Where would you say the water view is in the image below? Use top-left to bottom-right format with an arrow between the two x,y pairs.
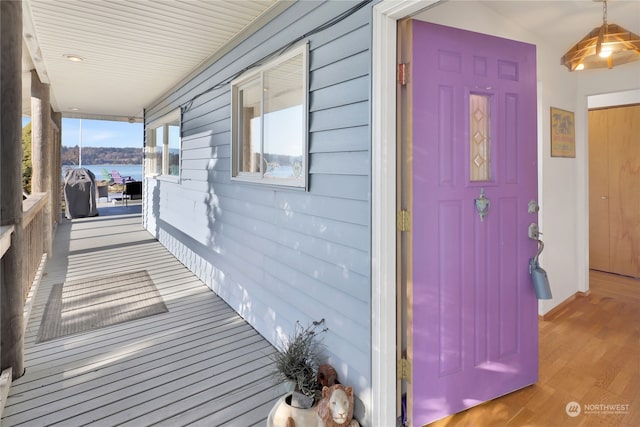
63,164 -> 144,182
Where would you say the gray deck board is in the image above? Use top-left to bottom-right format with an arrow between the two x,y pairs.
2,204 -> 282,426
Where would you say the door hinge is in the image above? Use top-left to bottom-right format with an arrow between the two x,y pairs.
398,63 -> 408,85
398,357 -> 411,381
398,210 -> 411,232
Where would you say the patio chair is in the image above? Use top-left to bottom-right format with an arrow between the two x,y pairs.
110,169 -> 133,185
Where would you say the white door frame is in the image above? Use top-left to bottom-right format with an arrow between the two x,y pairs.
370,1 -> 442,425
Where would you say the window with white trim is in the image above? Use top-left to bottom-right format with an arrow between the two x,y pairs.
146,109 -> 181,179
231,44 -> 308,188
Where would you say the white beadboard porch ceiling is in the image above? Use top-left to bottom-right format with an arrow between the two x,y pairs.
20,0 -> 640,122
21,0 -> 285,122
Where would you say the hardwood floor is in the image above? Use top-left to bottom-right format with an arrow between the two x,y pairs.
427,270 -> 640,427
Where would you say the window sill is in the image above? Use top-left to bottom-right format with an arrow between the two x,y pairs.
231,175 -> 306,190
147,174 -> 180,184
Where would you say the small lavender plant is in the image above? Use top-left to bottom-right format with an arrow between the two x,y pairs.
271,319 -> 328,407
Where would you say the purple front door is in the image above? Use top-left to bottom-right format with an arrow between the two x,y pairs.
408,21 -> 538,425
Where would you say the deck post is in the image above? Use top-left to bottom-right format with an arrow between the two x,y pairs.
0,0 -> 25,379
52,110 -> 62,225
30,70 -> 53,256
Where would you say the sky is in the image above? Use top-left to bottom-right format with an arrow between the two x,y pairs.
22,116 -> 143,148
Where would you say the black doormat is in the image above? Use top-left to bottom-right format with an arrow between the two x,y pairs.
37,270 -> 168,343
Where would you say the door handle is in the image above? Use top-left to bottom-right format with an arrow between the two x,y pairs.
528,223 -> 542,240
528,223 -> 545,263
532,238 -> 544,262
528,223 -> 552,299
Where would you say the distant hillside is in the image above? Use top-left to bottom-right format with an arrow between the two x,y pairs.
61,146 -> 143,165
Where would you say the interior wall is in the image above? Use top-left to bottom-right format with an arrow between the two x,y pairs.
536,42 -> 580,315
414,2 -> 580,315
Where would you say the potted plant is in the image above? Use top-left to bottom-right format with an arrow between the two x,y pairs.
271,319 -> 327,409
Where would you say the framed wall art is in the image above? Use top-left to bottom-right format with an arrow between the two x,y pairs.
550,107 -> 575,158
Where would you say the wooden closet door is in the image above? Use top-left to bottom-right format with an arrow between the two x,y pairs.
589,109 -> 610,272
590,105 -> 640,277
608,105 -> 640,277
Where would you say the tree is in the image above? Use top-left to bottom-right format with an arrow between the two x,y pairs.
60,146 -> 142,165
22,122 -> 32,194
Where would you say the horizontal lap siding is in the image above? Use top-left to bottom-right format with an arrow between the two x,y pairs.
144,1 -> 371,418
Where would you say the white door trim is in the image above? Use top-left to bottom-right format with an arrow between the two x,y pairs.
371,1 -> 442,425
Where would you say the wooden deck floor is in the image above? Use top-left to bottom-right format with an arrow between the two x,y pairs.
2,203 -> 284,426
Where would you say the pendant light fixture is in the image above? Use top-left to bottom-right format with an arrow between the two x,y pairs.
561,0 -> 640,71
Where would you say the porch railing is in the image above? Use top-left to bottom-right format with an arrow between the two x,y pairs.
22,192 -> 48,302
0,225 -> 15,262
0,193 -> 49,417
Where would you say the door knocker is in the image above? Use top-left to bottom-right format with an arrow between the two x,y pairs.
474,188 -> 490,222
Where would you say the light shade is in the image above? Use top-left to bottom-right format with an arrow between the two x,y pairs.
561,23 -> 640,71
62,54 -> 85,63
